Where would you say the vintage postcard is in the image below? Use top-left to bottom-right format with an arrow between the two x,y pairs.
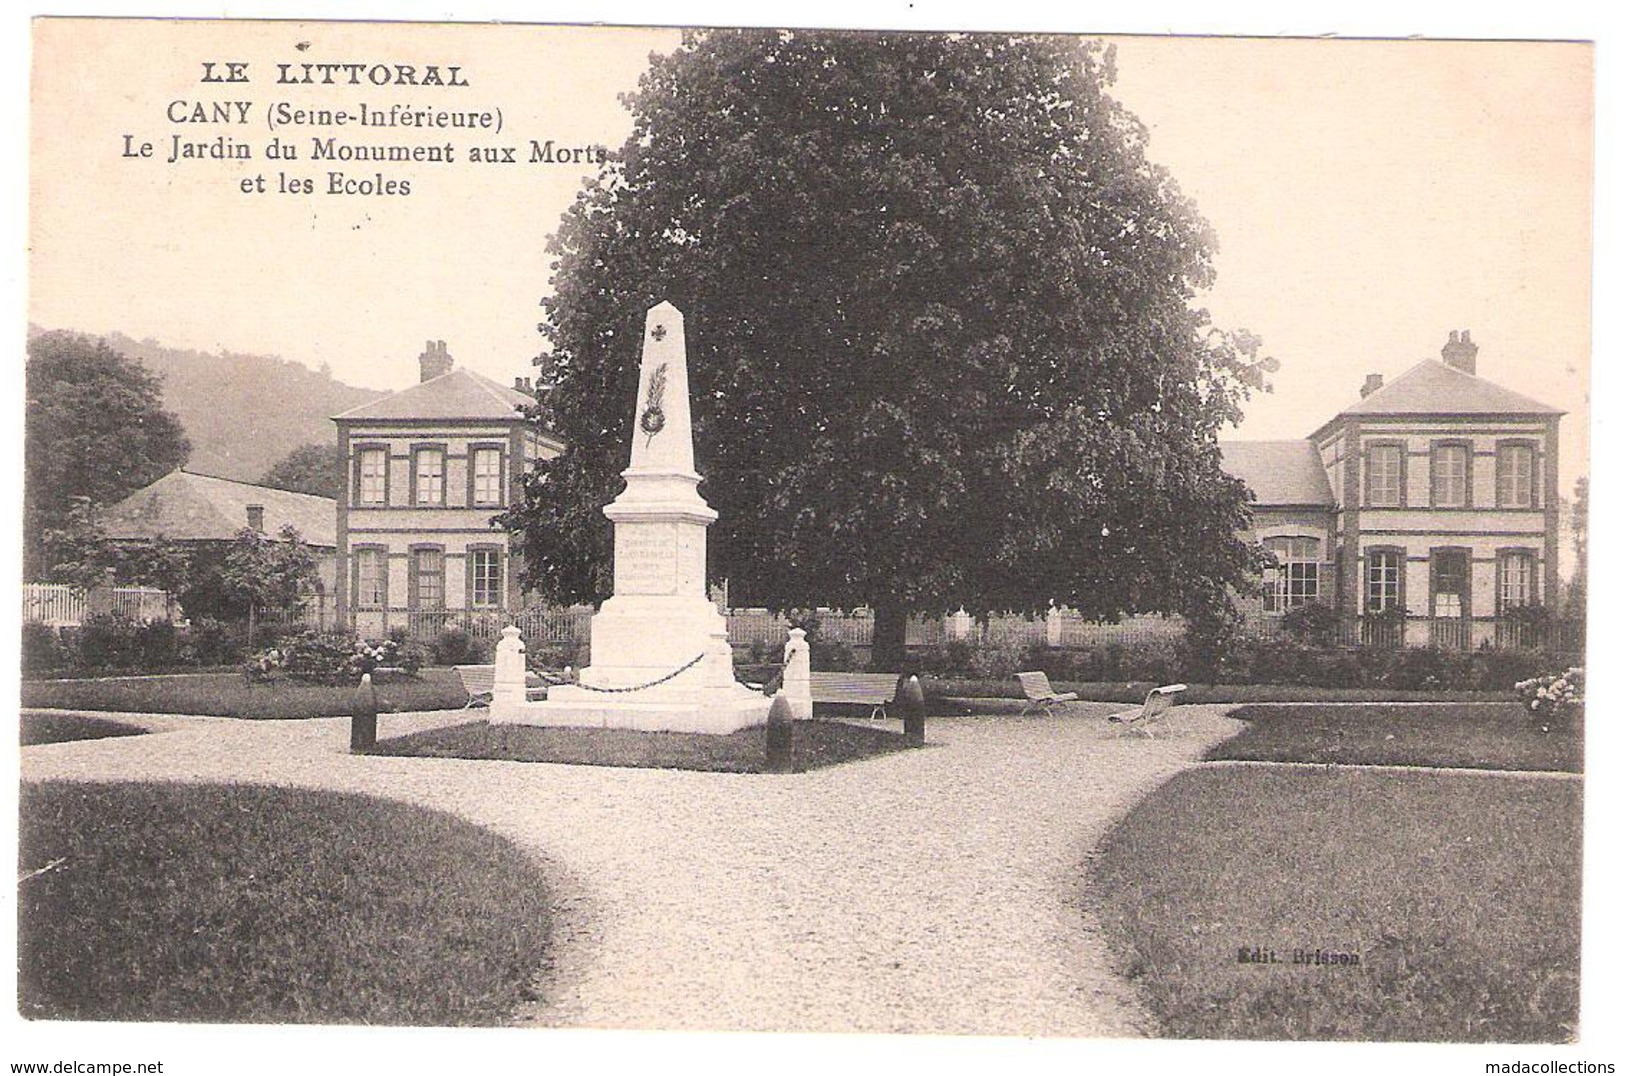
13,12 -> 1610,1074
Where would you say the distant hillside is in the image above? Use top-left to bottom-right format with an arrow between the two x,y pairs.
28,327 -> 386,483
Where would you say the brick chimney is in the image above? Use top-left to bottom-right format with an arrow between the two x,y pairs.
1360,373 -> 1384,398
513,376 -> 534,395
246,505 -> 264,532
1440,329 -> 1478,375
418,339 -> 453,382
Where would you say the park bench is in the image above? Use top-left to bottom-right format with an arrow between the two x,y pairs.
809,671 -> 902,719
1107,683 -> 1189,738
1015,671 -> 1079,715
453,664 -> 552,708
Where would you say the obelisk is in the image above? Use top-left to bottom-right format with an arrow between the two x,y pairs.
491,302 -> 771,733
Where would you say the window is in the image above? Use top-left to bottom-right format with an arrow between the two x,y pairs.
1431,443 -> 1469,507
1431,549 -> 1469,618
356,447 -> 387,505
1499,551 -> 1536,611
1366,549 -> 1402,613
1367,444 -> 1404,507
469,548 -> 501,608
1497,444 -> 1534,508
471,447 -> 503,506
414,447 -> 446,506
354,548 -> 386,608
1264,536 -> 1320,612
409,547 -> 444,608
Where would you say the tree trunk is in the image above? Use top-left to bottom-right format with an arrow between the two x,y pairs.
871,600 -> 909,673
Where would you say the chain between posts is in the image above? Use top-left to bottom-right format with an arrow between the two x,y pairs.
568,652 -> 707,693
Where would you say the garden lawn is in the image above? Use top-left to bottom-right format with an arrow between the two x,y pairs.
366,718 -> 913,773
20,669 -> 468,718
21,711 -> 148,746
1208,703 -> 1581,773
18,781 -> 553,1025
1090,766 -> 1581,1041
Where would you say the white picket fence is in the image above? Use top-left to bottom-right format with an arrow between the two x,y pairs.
21,583 -> 174,626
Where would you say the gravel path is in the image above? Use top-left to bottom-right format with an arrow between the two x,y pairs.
20,705 -> 1242,1036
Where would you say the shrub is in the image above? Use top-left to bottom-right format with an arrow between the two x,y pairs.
76,613 -> 143,672
1280,600 -> 1342,647
22,622 -> 64,675
1515,667 -> 1584,727
812,638 -> 859,672
274,632 -> 356,684
965,640 -> 1026,679
135,619 -> 180,670
431,627 -> 489,667
1177,605 -> 1241,683
72,617 -> 185,673
911,641 -> 977,677
360,637 -> 424,675
526,640 -> 586,673
256,631 -> 425,685
185,617 -> 245,667
1390,646 -> 1457,692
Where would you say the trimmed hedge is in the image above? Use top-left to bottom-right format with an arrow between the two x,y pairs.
902,637 -> 1557,694
24,615 -> 260,677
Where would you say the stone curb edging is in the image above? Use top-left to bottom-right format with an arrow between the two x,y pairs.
1201,757 -> 1581,780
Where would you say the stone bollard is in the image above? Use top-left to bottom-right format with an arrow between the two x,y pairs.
783,627 -> 812,719
899,674 -> 926,747
765,691 -> 794,773
351,672 -> 378,751
493,625 -> 528,712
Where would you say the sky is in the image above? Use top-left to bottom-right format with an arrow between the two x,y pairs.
26,20 -> 1593,496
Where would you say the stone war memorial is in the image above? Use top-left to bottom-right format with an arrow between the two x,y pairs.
490,301 -> 773,734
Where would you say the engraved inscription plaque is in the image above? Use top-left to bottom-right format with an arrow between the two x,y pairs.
615,523 -> 678,594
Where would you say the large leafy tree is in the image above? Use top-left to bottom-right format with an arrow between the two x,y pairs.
262,443 -> 341,500
25,331 -> 191,579
510,31 -> 1270,666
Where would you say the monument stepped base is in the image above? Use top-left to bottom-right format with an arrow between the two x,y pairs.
489,684 -> 771,734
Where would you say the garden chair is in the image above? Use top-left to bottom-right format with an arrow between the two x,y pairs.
1015,671 -> 1079,715
453,664 -> 554,707
1107,683 -> 1189,738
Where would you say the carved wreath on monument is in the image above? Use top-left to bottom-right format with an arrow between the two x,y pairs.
639,361 -> 668,444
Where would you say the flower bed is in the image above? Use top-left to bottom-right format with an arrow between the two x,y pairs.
243,631 -> 424,686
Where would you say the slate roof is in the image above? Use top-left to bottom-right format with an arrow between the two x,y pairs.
333,368 -> 534,422
100,470 -> 337,546
1336,359 -> 1563,419
1218,440 -> 1336,508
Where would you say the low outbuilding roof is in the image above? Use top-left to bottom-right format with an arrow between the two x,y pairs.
99,470 -> 337,547
1218,440 -> 1336,508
